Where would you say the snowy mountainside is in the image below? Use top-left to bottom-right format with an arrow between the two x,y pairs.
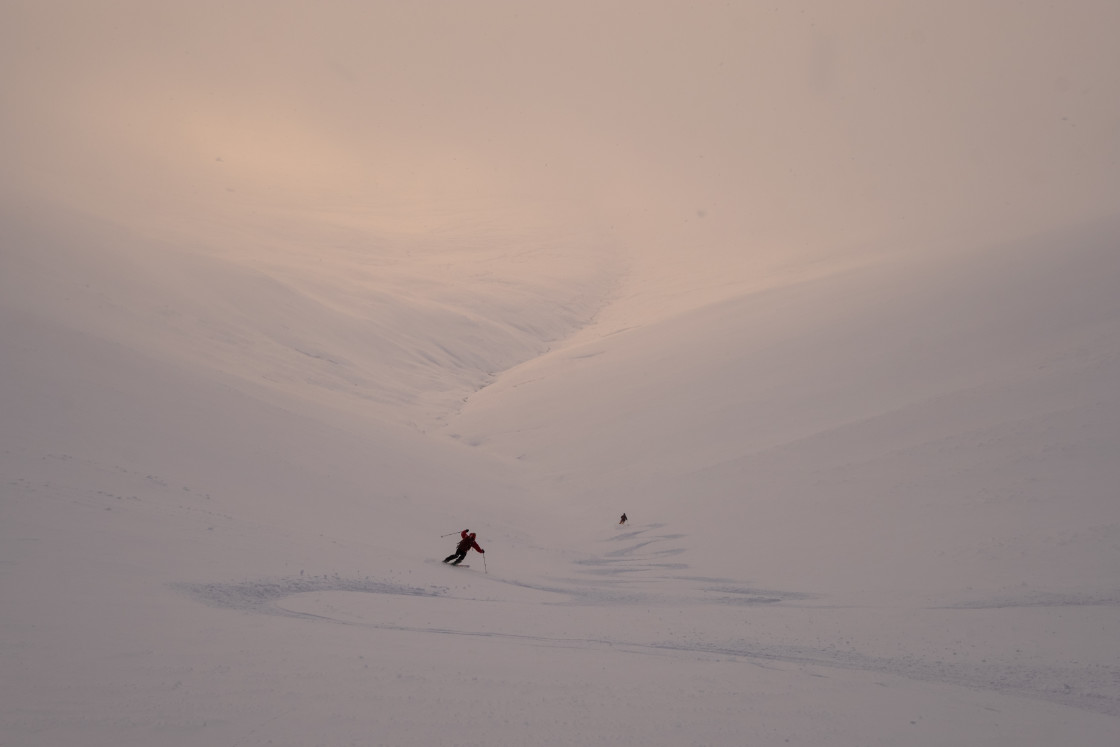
1,197 -> 620,433
5,211 -> 1120,745
5,0 -> 1120,743
449,219 -> 1120,597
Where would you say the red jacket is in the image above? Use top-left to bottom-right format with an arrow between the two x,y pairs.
455,533 -> 484,554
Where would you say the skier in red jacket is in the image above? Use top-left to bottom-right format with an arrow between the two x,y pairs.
443,531 -> 484,565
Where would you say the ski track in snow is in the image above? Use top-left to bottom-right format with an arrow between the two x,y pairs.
176,524 -> 1120,719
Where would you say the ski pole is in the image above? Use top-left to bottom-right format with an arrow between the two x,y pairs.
440,531 -> 461,538
483,553 -> 488,574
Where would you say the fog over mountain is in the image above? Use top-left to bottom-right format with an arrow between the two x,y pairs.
3,2 -> 1120,745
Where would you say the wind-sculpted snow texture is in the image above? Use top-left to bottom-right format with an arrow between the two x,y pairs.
172,524 -> 1120,723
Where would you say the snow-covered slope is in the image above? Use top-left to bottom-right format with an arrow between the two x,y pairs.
451,220 -> 1120,597
5,199 -> 1119,746
0,197 -> 619,434
4,2 -> 1120,746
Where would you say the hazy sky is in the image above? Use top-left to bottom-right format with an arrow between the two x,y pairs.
4,1 -> 1119,265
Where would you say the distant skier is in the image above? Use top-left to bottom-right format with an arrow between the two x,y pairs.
443,531 -> 484,565
619,513 -> 628,525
